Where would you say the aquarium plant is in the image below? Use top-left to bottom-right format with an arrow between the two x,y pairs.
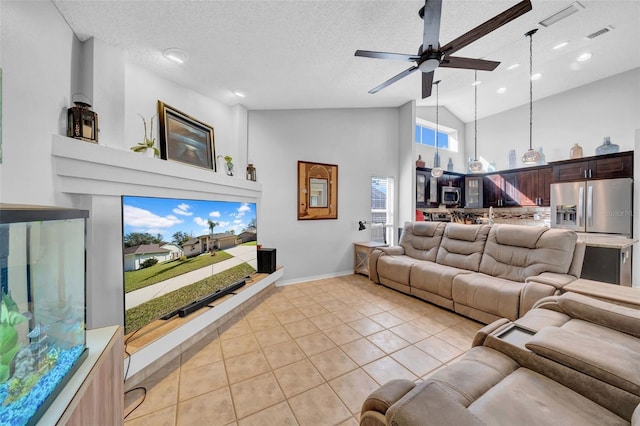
0,293 -> 27,383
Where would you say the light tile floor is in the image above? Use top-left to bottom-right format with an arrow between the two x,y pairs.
124,274 -> 483,426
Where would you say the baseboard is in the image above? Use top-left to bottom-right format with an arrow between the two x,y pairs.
276,270 -> 354,287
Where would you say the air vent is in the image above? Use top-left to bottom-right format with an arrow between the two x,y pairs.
585,26 -> 614,40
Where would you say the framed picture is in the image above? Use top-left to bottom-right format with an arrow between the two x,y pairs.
298,161 -> 338,220
157,101 -> 215,170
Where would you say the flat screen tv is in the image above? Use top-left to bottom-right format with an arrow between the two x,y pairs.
121,196 -> 257,335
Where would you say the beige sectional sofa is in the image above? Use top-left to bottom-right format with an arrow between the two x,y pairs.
370,222 -> 585,323
360,292 -> 640,426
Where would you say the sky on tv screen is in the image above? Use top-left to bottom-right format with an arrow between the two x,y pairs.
122,196 -> 256,240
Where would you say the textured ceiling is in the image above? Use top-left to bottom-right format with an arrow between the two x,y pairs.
52,0 -> 640,122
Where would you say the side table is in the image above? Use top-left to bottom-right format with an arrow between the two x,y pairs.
354,241 -> 388,277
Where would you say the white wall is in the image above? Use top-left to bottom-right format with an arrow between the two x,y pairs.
248,108 -> 400,283
0,1 -> 76,205
415,105 -> 468,174
465,68 -> 640,171
123,63 -> 247,171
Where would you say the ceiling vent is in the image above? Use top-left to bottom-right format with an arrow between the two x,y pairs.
585,26 -> 614,40
539,1 -> 585,27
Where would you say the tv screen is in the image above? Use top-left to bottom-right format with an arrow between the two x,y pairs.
121,196 -> 257,335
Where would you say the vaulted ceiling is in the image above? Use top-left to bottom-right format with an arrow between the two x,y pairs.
52,0 -> 640,122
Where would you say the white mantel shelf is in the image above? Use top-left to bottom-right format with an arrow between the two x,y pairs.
51,134 -> 262,200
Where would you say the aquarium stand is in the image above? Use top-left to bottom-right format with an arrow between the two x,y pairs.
170,279 -> 247,318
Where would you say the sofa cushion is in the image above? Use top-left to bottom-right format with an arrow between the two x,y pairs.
410,262 -> 472,300
479,224 -> 577,283
436,223 -> 490,272
377,255 -> 420,286
452,273 -> 524,321
558,292 -> 640,338
399,221 -> 445,262
525,326 -> 640,397
467,368 -> 628,426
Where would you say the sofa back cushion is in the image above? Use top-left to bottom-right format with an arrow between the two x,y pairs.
400,222 -> 446,262
436,223 -> 490,271
479,224 -> 577,282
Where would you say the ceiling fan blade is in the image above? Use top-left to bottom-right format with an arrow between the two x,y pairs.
422,72 -> 435,99
422,0 -> 443,51
355,50 -> 420,61
369,66 -> 419,94
440,0 -> 532,56
440,56 -> 500,71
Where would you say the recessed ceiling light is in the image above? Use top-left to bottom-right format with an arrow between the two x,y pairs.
531,73 -> 542,81
507,63 -> 520,70
162,48 -> 188,64
232,89 -> 247,98
577,52 -> 592,62
471,80 -> 482,86
497,87 -> 507,94
553,41 -> 570,50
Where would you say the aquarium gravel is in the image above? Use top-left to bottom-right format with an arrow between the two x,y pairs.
0,345 -> 84,426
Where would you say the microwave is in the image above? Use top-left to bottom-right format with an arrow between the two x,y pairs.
441,186 -> 461,205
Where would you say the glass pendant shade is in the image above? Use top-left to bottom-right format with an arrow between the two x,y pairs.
431,167 -> 443,177
469,160 -> 483,173
522,148 -> 541,164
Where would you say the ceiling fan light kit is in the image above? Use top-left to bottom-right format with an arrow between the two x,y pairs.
522,28 -> 541,165
354,0 -> 532,99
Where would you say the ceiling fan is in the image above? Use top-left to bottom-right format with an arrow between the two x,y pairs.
355,0 -> 532,98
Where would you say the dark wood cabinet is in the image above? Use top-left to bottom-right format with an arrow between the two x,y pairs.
483,174 -> 505,207
416,168 -> 464,207
551,151 -> 632,182
538,166 -> 553,206
482,166 -> 552,208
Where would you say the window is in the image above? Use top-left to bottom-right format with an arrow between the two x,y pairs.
370,176 -> 394,244
415,119 -> 459,152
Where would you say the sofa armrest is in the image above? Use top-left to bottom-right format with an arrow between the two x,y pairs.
525,272 -> 577,290
386,381 -> 485,426
361,379 -> 416,419
379,246 -> 405,256
520,281 -> 562,317
633,404 -> 640,426
525,326 -> 640,397
472,318 -> 510,347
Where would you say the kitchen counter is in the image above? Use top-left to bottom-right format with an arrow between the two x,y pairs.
577,233 -> 637,249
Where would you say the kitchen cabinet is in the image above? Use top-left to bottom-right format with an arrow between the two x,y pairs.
416,168 -> 438,207
517,166 -> 552,207
464,176 -> 483,208
416,168 -> 463,207
483,166 -> 552,208
483,171 -> 520,207
552,151 -> 632,182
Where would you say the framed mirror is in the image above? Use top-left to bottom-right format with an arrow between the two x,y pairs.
298,161 -> 338,220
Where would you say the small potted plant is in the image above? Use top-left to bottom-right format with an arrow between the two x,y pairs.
217,155 -> 234,176
130,114 -> 159,157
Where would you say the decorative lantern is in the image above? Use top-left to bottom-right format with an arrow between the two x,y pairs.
246,163 -> 257,181
67,94 -> 98,143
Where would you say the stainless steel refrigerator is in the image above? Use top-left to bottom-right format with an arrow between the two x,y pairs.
551,177 -> 633,286
550,178 -> 633,236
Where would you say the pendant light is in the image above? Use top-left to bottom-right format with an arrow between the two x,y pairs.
522,29 -> 541,165
431,80 -> 443,178
468,70 -> 483,173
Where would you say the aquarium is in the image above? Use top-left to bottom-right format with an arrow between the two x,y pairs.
0,204 -> 88,426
